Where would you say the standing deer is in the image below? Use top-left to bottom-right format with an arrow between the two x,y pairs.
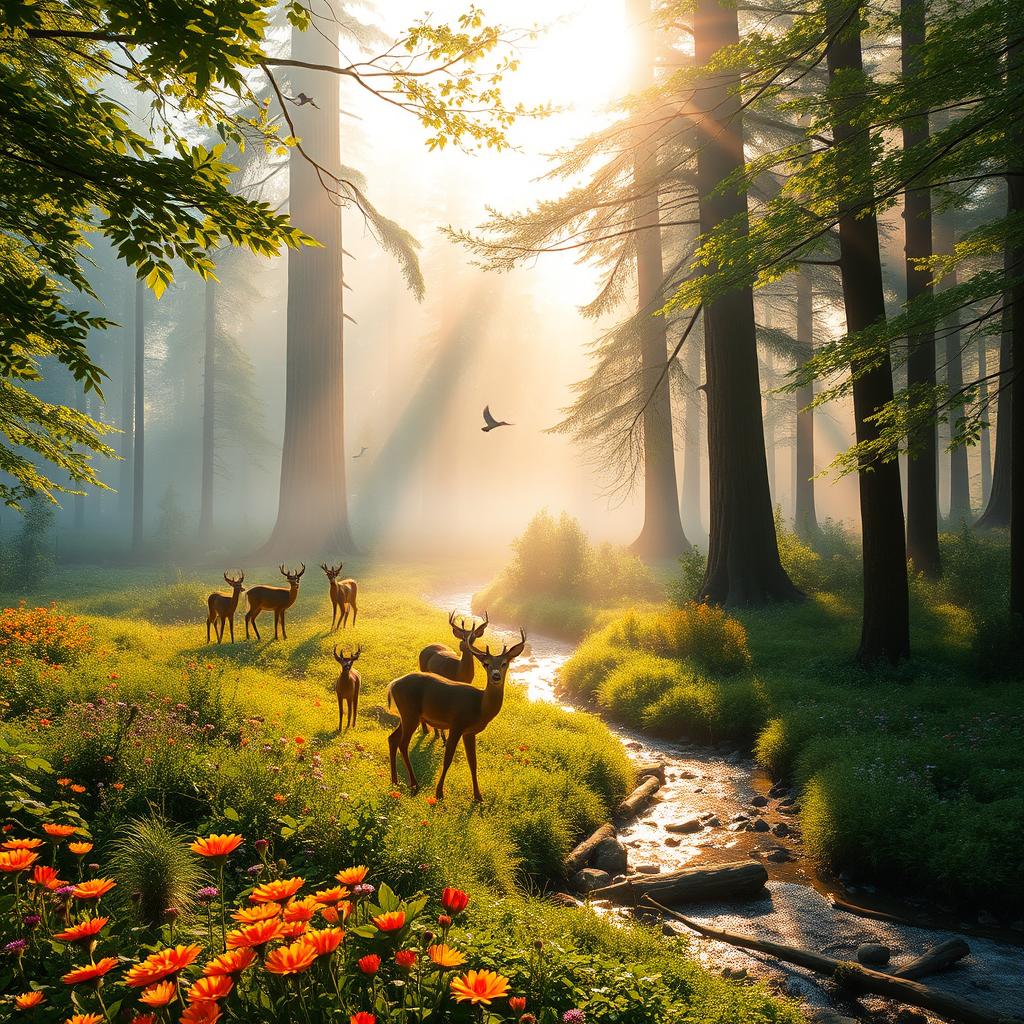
332,644 -> 361,730
387,628 -> 527,802
245,564 -> 304,640
320,563 -> 358,631
206,571 -> 245,644
417,611 -> 489,740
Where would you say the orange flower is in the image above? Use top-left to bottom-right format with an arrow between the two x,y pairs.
62,957 -> 120,986
54,917 -> 108,944
450,969 -> 510,1005
320,905 -> 340,924
3,837 -> 44,850
57,778 -> 71,787
357,954 -> 381,975
441,887 -> 469,915
303,927 -> 344,956
226,920 -> 285,950
123,945 -> 202,988
510,996 -> 527,1012
249,877 -> 303,903
283,896 -> 317,922
187,976 -> 233,1003
0,849 -> 39,872
372,910 -> 405,932
180,1004 -> 221,1024
131,1016 -> 157,1024
43,823 -> 78,838
335,865 -> 368,886
73,878 -> 116,900
231,902 -> 281,923
65,1015 -> 105,1024
395,949 -> 417,970
190,834 -> 243,859
31,865 -> 65,890
279,920 -> 309,938
111,783 -> 124,792
13,991 -> 46,1009
70,784 -> 87,794
427,944 -> 467,969
68,841 -> 93,856
313,885 -> 349,905
139,981 -> 177,1007
264,939 -> 317,976
202,948 -> 256,978
350,1015 -> 376,1024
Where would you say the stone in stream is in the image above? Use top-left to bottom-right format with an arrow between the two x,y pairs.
677,769 -> 700,780
633,864 -> 661,874
768,782 -> 790,799
571,867 -> 611,893
665,818 -> 703,834
592,837 -> 628,877
665,837 -> 681,848
550,892 -> 579,908
731,812 -> 749,822
855,942 -> 891,966
704,815 -> 721,826
625,740 -> 643,751
771,822 -> 791,838
750,817 -> 771,833
764,848 -> 792,863
750,795 -> 769,807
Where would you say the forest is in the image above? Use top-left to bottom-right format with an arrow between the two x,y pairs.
1,0 -> 1023,1023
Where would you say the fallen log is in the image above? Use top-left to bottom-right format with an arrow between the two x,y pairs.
592,860 -> 767,904
613,776 -> 661,823
634,761 -> 666,784
563,823 -> 616,876
645,898 -> 1020,1024
894,939 -> 970,981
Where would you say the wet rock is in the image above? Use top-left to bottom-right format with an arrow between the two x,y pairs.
750,795 -> 769,807
593,837 -> 628,877
771,822 -> 791,838
750,817 -> 771,833
704,815 -> 721,826
633,864 -> 661,874
778,801 -> 801,815
768,782 -> 790,799
662,922 -> 680,937
550,892 -> 579,908
571,867 -> 611,893
665,818 -> 703,834
665,837 -> 681,847
694,787 -> 705,794
625,740 -> 643,751
764,848 -> 792,863
725,753 -> 742,764
728,821 -> 750,832
731,812 -> 749,822
805,1009 -> 858,1024
678,769 -> 700,780
895,1010 -> 927,1024
856,942 -> 891,966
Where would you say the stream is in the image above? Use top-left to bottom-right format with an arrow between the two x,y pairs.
432,590 -> 1024,1021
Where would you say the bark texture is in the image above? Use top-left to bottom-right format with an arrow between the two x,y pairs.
794,272 -> 818,538
198,276 -> 216,541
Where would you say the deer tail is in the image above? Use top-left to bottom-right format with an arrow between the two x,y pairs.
386,680 -> 395,711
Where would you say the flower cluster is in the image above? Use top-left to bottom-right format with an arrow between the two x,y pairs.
0,603 -> 92,667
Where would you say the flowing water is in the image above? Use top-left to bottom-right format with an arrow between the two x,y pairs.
432,591 -> 1024,1018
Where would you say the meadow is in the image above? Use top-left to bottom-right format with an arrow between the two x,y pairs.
0,562 -> 799,1024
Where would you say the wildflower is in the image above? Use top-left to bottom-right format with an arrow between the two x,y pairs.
253,839 -> 269,854
510,997 -> 527,1012
54,917 -> 108,944
426,795 -> 438,806
313,885 -> 349,905
294,735 -> 305,745
196,886 -> 220,903
357,954 -> 381,975
0,850 -> 39,872
3,838 -> 44,850
395,949 -> 417,970
202,948 -> 256,978
31,865 -> 64,890
279,920 -> 309,938
264,939 -> 317,976
139,981 -> 177,1007
111,783 -> 124,792
180,1004 -> 221,1024
272,794 -> 286,804
190,834 -> 243,860
226,920 -> 286,950
304,927 -> 344,956
62,957 -> 120,985
389,791 -> 401,800
123,945 -> 202,987
73,878 -> 116,900
187,976 -> 233,1002
353,883 -> 375,899
563,1012 -> 586,1024
71,785 -> 87,794
43,823 -> 78,838
23,913 -> 41,929
232,902 -> 281,923
450,969 -> 510,1005
245,864 -> 263,876
4,938 -> 27,955
65,1015 -> 105,1024
437,914 -> 452,928
520,1015 -> 538,1024
351,1015 -> 376,1024
427,944 -> 467,969
335,865 -> 368,885
441,887 -> 469,915
249,877 -> 304,903
132,1016 -> 157,1024
13,991 -> 45,1009
283,896 -> 318,922
57,778 -> 71,787
372,910 -> 405,932
68,842 -> 93,856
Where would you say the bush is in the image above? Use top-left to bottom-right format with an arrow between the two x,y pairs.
139,576 -> 209,624
0,497 -> 55,592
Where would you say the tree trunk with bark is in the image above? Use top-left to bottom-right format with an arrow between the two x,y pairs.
119,282 -> 134,528
629,0 -> 689,561
198,276 -> 216,542
693,0 -> 800,605
1008,38 -> 1024,617
826,0 -> 910,663
681,335 -> 703,538
131,277 -> 145,558
262,12 -> 356,556
902,0 -> 941,575
795,272 -> 818,538
978,335 -> 992,503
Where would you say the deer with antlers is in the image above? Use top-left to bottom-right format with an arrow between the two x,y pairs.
206,571 -> 245,644
245,564 -> 305,641
417,611 -> 489,740
387,627 -> 527,802
332,644 -> 361,730
320,563 -> 358,631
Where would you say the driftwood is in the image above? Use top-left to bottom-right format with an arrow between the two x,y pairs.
894,939 -> 971,981
614,776 -> 661,823
563,823 -> 617,876
592,860 -> 768,904
646,899 -> 1020,1024
634,761 -> 666,784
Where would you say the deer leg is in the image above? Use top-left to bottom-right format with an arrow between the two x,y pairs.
463,734 -> 483,802
351,603 -> 357,627
353,683 -> 359,727
397,719 -> 419,793
249,611 -> 261,641
228,615 -> 234,644
435,729 -> 463,801
281,612 -> 287,640
337,691 -> 344,733
388,724 -> 401,784
206,618 -> 212,644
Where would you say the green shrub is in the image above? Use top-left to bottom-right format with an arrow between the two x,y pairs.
138,576 -> 208,623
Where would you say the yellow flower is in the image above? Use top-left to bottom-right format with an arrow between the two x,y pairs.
450,969 -> 510,1005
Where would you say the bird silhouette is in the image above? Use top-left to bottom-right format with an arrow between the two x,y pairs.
481,406 -> 512,432
353,446 -> 368,459
286,92 -> 319,108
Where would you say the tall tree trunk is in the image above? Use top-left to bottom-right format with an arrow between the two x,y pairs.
119,281 -> 134,528
978,335 -> 992,503
795,271 -> 818,538
1008,37 -> 1024,616
198,276 -> 216,541
902,0 -> 941,574
764,347 -> 777,503
73,387 -> 86,531
681,335 -> 703,538
693,0 -> 800,604
131,277 -> 145,558
826,0 -> 909,663
263,10 -> 355,555
629,0 -> 689,560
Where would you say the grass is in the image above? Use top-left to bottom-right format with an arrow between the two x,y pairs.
558,527 -> 1024,914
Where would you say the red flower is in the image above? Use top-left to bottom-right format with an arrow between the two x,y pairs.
350,1014 -> 376,1024
510,996 -> 527,1011
357,954 -> 381,975
62,957 -> 119,986
395,949 -> 417,970
372,910 -> 405,932
441,887 -> 469,915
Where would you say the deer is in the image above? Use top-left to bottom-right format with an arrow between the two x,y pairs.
332,644 -> 361,731
206,571 -> 245,644
387,627 -> 527,802
244,564 -> 304,641
417,611 -> 489,740
320,563 -> 358,631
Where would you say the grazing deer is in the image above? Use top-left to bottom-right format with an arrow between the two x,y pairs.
387,628 -> 527,802
417,611 -> 489,740
320,563 -> 358,631
333,644 -> 361,730
206,571 -> 245,644
245,564 -> 304,640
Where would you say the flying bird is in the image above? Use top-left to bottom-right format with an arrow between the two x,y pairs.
286,92 -> 319,108
353,447 -> 368,459
481,406 -> 512,432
